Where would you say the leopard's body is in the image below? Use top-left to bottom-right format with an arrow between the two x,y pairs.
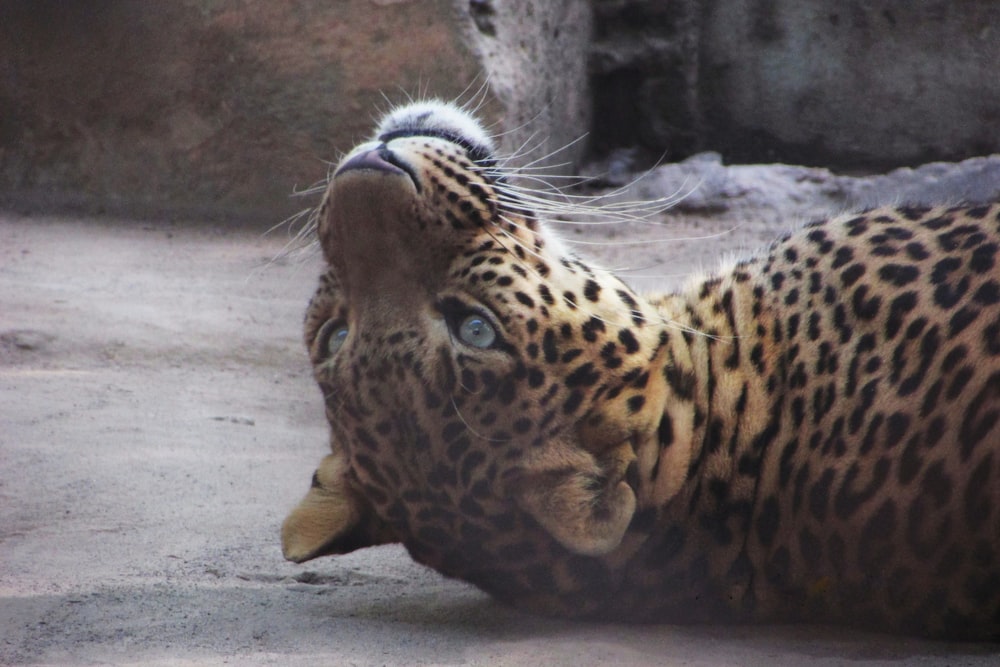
281,101 -> 1000,639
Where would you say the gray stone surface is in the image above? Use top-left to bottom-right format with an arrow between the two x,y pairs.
464,0 -> 593,171
0,1 -> 495,222
591,0 -> 1000,168
4,1 -> 998,221
700,1 -> 1000,167
608,153 -> 1000,222
0,1 -> 596,223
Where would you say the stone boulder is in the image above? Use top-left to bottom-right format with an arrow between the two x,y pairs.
601,153 -> 1000,222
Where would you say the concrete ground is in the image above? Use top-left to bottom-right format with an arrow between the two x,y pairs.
2,211 -> 999,665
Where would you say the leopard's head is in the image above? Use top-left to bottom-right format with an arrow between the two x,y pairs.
281,102 -> 681,600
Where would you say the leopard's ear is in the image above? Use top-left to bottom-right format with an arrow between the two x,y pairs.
512,440 -> 636,557
281,453 -> 397,562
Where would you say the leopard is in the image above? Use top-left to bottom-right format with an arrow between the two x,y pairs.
280,100 -> 1000,639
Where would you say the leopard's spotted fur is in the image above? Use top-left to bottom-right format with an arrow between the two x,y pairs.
281,101 -> 1000,639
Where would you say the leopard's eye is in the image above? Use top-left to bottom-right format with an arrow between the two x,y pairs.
457,314 -> 496,349
317,321 -> 349,358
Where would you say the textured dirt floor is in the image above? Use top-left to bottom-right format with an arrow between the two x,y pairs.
3,211 -> 999,665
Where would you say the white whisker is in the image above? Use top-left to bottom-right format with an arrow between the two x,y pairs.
449,396 -> 510,443
556,225 -> 746,247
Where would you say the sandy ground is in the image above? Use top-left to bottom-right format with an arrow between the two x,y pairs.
3,210 -> 1000,666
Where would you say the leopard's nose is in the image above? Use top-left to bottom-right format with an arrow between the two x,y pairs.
336,146 -> 406,177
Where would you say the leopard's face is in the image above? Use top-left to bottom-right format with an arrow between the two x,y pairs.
286,102 -> 671,600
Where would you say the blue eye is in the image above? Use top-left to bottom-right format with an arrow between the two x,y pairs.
458,314 -> 496,349
321,323 -> 348,357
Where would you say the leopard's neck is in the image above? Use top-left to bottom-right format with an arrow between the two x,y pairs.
618,265 -> 782,615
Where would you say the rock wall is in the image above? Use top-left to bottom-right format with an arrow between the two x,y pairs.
0,1 -> 496,222
2,1 -> 999,222
0,0 -> 593,223
591,0 -> 1000,169
463,0 -> 593,173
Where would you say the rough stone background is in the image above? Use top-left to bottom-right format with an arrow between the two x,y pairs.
591,0 -> 1000,169
464,0 -> 593,172
589,153 -> 1000,225
0,0 -> 592,223
0,1 -> 490,223
3,1 -> 999,222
